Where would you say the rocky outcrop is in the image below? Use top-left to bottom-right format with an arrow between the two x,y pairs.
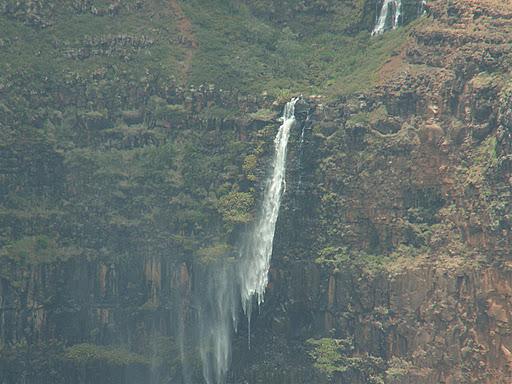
262,263 -> 512,384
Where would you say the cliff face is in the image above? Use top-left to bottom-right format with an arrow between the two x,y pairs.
244,1 -> 512,382
1,0 -> 512,383
0,84 -> 275,383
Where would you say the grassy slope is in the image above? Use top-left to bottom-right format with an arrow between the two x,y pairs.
183,0 -> 415,97
0,0 -> 419,98
0,1 -> 183,78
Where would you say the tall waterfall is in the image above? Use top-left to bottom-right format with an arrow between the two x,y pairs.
238,97 -> 298,321
372,0 -> 402,35
193,97 -> 299,384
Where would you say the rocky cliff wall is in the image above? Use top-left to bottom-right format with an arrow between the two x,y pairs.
243,1 -> 511,383
1,1 -> 512,384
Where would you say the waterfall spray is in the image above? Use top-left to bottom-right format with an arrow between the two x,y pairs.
198,265 -> 237,384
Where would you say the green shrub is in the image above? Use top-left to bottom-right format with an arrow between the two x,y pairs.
385,357 -> 413,380
0,235 -> 76,264
197,243 -> 233,265
217,191 -> 255,224
65,344 -> 149,367
306,338 -> 384,383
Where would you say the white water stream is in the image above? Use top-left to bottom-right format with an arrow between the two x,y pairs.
195,98 -> 298,384
372,0 -> 402,35
238,98 -> 298,320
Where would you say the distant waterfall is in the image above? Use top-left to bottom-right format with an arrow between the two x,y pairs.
372,0 -> 402,35
238,98 -> 298,322
419,0 -> 427,15
193,98 -> 298,384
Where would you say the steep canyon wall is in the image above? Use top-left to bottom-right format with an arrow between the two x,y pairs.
1,0 -> 512,383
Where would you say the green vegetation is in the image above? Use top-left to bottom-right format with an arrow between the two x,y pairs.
197,243 -> 233,265
217,191 -> 255,224
465,136 -> 499,186
346,111 -> 370,127
470,71 -> 503,89
65,343 -> 149,366
1,0 -> 415,101
249,109 -> 277,122
0,340 -> 66,384
314,246 -> 400,274
0,235 -> 78,264
307,338 -> 354,379
242,154 -> 259,181
306,338 -> 384,383
0,1 -> 183,78
307,338 -> 414,383
182,0 -> 418,97
385,357 -> 413,380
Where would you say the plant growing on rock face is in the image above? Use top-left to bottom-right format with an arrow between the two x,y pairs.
242,154 -> 258,181
65,343 -> 149,367
346,111 -> 370,128
385,357 -> 413,381
197,242 -> 233,265
306,337 -> 385,383
249,109 -> 276,123
306,337 -> 353,379
314,246 -> 396,276
314,246 -> 350,266
0,340 -> 66,383
217,191 -> 255,224
0,235 -> 78,264
274,89 -> 295,104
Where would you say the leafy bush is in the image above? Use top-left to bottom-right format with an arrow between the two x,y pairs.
197,243 -> 233,265
65,344 -> 149,367
0,235 -> 77,264
385,357 -> 413,380
217,191 -> 255,224
306,337 -> 384,383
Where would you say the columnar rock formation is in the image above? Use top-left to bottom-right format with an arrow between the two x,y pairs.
1,1 -> 511,383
